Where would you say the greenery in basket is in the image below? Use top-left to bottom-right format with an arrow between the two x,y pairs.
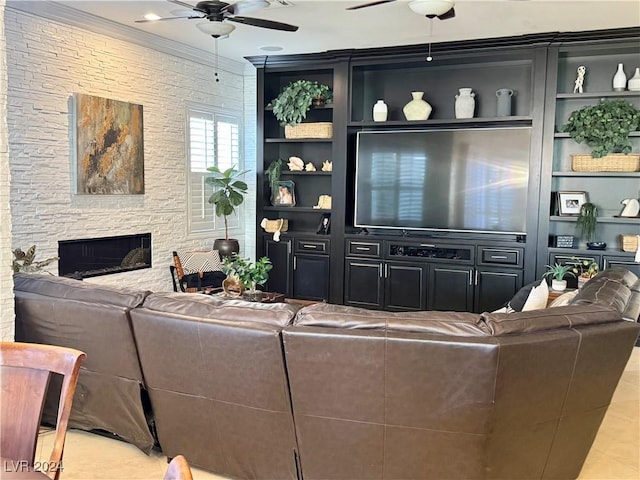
222,255 -> 272,293
562,99 -> 640,158
576,202 -> 598,242
206,166 -> 249,240
542,263 -> 576,281
271,80 -> 333,127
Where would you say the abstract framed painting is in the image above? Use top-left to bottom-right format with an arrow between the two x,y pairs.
73,93 -> 144,194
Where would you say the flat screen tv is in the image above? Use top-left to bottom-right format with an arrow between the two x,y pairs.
354,127 -> 531,234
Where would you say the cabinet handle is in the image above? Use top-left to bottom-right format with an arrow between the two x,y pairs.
475,270 -> 479,286
303,244 -> 318,249
420,244 -> 436,248
379,264 -> 383,278
355,247 -> 370,251
490,255 -> 508,260
384,263 -> 388,278
469,270 -> 473,286
293,257 -> 297,270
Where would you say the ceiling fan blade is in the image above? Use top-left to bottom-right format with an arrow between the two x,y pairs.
167,0 -> 198,10
135,15 -> 203,23
437,7 -> 455,20
227,15 -> 298,31
346,0 -> 397,10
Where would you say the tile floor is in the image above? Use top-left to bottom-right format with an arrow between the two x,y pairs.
35,348 -> 639,480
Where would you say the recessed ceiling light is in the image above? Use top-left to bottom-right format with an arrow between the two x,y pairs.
143,13 -> 162,21
259,45 -> 284,52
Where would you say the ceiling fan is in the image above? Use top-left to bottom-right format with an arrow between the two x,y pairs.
347,0 -> 456,20
136,0 -> 299,38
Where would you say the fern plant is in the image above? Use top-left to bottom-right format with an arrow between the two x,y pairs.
271,80 -> 332,127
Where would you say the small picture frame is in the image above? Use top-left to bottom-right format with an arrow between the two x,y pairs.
557,191 -> 587,216
317,213 -> 331,235
275,180 -> 296,207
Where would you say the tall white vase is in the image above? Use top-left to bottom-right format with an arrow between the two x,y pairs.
403,91 -> 432,121
628,68 -> 640,91
613,63 -> 627,91
372,100 -> 388,122
455,88 -> 475,119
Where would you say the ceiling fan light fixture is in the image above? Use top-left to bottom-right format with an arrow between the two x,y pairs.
408,0 -> 454,17
196,21 -> 236,38
143,13 -> 162,21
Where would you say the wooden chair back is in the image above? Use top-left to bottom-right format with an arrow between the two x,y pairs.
0,342 -> 86,480
163,455 -> 194,480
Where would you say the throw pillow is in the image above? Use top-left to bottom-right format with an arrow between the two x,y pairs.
177,250 -> 223,275
549,289 -> 579,308
505,279 -> 549,312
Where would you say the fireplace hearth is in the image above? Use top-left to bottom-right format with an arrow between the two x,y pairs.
58,233 -> 151,279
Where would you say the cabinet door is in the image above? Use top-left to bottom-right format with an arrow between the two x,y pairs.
474,268 -> 523,313
293,255 -> 329,301
385,263 -> 427,311
428,265 -> 473,312
603,256 -> 640,277
264,239 -> 292,297
344,260 -> 384,309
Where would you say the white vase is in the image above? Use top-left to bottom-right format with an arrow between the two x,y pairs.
372,100 -> 388,122
551,279 -> 567,291
613,63 -> 627,91
403,91 -> 432,121
455,88 -> 475,119
628,67 -> 640,91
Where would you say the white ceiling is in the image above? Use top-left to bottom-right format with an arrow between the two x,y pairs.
17,1 -> 640,64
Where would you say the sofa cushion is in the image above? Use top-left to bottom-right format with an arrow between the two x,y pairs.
294,303 -> 490,336
13,273 -> 150,308
505,279 -> 549,312
482,304 -> 622,336
141,292 -> 299,327
571,268 -> 639,321
549,289 -> 579,307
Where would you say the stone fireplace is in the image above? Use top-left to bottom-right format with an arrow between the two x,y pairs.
58,233 -> 151,279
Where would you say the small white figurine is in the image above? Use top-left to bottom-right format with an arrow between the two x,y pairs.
620,198 -> 640,217
573,65 -> 586,93
321,160 -> 332,172
305,162 -> 316,172
287,156 -> 304,171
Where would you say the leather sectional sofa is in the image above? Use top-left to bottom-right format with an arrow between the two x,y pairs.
13,268 -> 640,480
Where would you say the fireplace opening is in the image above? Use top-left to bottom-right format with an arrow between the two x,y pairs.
58,233 -> 152,279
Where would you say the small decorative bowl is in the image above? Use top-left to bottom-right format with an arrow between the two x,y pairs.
586,242 -> 607,250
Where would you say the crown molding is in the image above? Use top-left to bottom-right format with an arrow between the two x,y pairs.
6,0 -> 246,76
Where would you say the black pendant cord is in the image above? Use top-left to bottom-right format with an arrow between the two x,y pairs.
214,38 -> 220,82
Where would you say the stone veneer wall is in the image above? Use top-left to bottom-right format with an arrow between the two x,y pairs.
4,8 -> 257,303
1,0 -> 16,341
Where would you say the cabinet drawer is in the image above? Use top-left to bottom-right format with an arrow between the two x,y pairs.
347,240 -> 382,258
295,238 -> 329,254
479,247 -> 523,267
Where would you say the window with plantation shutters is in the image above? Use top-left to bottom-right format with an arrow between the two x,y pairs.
187,106 -> 242,236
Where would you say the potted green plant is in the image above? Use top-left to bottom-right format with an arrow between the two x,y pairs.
206,165 -> 249,257
562,99 -> 640,159
12,245 -> 58,274
271,80 -> 333,127
569,256 -> 599,288
222,255 -> 272,301
542,263 -> 576,291
576,202 -> 605,250
266,158 -> 283,205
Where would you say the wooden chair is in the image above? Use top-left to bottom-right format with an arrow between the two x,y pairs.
163,455 -> 193,480
0,342 -> 86,480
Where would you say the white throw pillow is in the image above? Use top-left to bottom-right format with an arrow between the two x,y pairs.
549,289 -> 579,307
521,279 -> 549,311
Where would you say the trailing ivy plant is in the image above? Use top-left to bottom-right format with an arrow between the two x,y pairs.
266,159 -> 283,204
576,202 -> 598,242
271,80 -> 332,127
562,99 -> 640,158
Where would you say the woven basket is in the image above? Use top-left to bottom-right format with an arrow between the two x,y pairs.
621,234 -> 639,252
571,153 -> 640,172
263,218 -> 288,233
285,122 -> 333,139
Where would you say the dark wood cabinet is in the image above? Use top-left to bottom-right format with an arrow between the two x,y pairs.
474,268 -> 523,313
264,238 -> 292,297
384,262 -> 428,311
344,259 -> 384,309
293,254 -> 329,301
428,265 -> 474,312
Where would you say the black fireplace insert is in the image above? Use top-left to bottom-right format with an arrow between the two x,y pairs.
58,233 -> 152,279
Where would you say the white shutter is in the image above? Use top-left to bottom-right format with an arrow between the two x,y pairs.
187,106 -> 242,236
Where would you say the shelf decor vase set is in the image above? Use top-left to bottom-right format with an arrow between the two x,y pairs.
564,63 -> 640,173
